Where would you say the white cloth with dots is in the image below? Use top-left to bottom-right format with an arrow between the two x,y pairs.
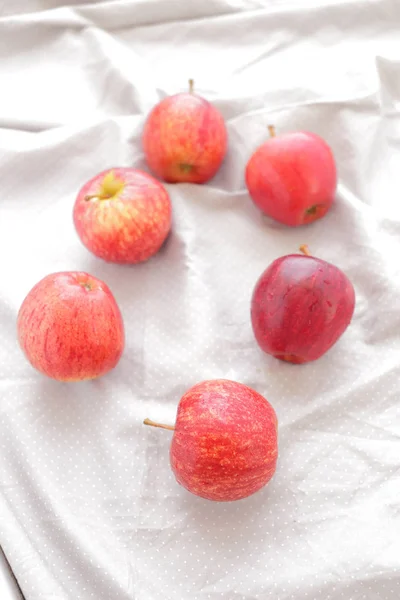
0,1 -> 399,599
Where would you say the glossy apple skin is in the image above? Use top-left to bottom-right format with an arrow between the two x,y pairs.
170,379 -> 278,502
251,254 -> 355,364
17,272 -> 125,381
142,92 -> 227,184
245,132 -> 337,226
73,168 -> 172,264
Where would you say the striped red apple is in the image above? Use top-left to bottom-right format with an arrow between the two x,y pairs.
17,271 -> 124,381
142,80 -> 227,184
73,168 -> 172,264
144,379 -> 278,502
246,126 -> 337,226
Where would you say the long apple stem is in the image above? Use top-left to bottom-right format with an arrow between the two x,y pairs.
143,418 -> 175,431
268,125 -> 276,138
189,78 -> 194,94
299,244 -> 311,256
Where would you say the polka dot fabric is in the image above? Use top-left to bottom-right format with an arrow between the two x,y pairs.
1,2 -> 400,599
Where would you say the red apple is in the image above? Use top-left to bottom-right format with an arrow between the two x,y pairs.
142,79 -> 227,184
144,379 -> 278,502
245,126 -> 337,226
73,168 -> 172,264
17,271 -> 125,381
251,245 -> 355,364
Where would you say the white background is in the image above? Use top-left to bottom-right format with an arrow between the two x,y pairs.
0,1 -> 400,599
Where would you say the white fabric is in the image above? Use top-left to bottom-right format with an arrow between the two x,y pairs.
0,1 -> 399,599
0,548 -> 23,600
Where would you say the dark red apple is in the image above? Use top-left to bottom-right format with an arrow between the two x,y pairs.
144,379 -> 278,502
17,271 -> 125,381
251,245 -> 355,364
73,168 -> 172,264
142,79 -> 227,184
245,126 -> 337,226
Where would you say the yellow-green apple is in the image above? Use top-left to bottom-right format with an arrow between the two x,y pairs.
251,245 -> 355,364
245,126 -> 337,226
144,379 -> 278,502
142,79 -> 227,184
17,271 -> 125,381
73,168 -> 172,264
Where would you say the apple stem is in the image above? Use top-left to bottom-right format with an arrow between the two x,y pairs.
189,78 -> 194,94
268,125 -> 276,138
299,244 -> 311,256
84,193 -> 111,202
143,418 -> 175,431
